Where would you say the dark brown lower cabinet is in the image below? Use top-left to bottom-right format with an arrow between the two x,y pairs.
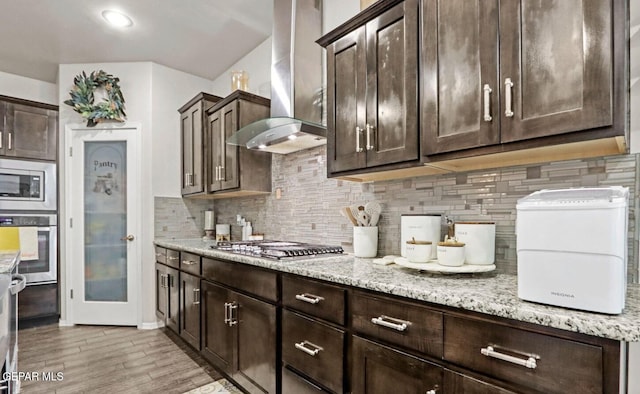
166,266 -> 179,333
155,263 -> 168,322
444,370 -> 516,394
352,335 -> 442,394
200,280 -> 277,393
180,271 -> 201,349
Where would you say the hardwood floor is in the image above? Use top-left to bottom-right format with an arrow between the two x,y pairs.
17,324 -> 223,394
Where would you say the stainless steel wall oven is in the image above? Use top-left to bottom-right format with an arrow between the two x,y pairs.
0,214 -> 57,285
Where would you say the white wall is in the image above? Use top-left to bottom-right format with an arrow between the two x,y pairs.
0,70 -> 57,104
210,37 -> 272,98
58,62 -> 213,327
151,63 -> 215,198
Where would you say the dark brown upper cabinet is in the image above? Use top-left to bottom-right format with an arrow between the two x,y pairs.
423,0 -> 624,156
0,97 -> 58,161
320,0 -> 419,177
205,90 -> 271,198
179,93 -> 222,196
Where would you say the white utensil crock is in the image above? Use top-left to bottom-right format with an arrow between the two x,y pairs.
353,226 -> 378,258
454,222 -> 496,265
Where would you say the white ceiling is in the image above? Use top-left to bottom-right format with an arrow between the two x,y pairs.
0,0 -> 274,83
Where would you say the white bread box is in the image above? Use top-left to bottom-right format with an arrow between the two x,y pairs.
516,187 -> 628,314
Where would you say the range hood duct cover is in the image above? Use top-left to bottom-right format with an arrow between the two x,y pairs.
227,0 -> 326,154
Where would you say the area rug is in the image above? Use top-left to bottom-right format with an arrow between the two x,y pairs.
183,378 -> 244,394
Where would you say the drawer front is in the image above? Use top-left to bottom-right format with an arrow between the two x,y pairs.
202,257 -> 277,302
444,315 -> 603,394
282,366 -> 330,393
166,249 -> 180,268
282,275 -> 346,325
351,290 -> 443,358
155,246 -> 166,264
282,310 -> 344,393
180,252 -> 201,275
444,370 -> 517,394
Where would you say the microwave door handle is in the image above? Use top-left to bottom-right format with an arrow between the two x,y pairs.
10,274 -> 27,295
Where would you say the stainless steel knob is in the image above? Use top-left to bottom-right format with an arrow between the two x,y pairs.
121,234 -> 135,241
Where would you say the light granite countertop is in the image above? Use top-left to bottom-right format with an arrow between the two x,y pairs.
0,251 -> 19,275
154,238 -> 640,342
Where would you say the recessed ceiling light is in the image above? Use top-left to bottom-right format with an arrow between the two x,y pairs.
102,10 -> 133,28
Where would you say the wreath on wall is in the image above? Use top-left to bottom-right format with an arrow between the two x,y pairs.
64,70 -> 126,127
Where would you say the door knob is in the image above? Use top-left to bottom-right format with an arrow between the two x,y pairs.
121,235 -> 135,241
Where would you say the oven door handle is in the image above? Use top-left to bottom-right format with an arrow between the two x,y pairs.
10,274 -> 27,295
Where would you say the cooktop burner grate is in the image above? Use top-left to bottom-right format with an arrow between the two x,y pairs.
211,240 -> 344,260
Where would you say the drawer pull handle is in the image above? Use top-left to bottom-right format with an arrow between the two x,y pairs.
168,256 -> 179,261
295,293 -> 324,305
182,260 -> 197,265
156,252 -> 164,258
295,340 -> 323,356
481,345 -> 538,369
193,288 -> 200,305
355,126 -> 363,153
371,315 -> 409,331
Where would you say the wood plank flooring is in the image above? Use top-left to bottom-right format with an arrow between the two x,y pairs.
17,324 -> 223,394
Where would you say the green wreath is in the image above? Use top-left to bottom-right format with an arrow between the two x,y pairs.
64,70 -> 126,127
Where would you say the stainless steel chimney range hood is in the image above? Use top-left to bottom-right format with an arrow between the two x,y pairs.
227,0 -> 326,155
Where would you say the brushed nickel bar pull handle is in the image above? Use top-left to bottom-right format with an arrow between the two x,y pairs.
355,126 -> 363,153
295,340 -> 323,356
426,390 -> 437,394
504,78 -> 514,118
219,166 -> 225,181
0,131 -> 3,149
483,84 -> 493,122
295,293 -> 325,305
481,346 -> 538,369
366,124 -> 374,150
215,166 -> 220,181
7,133 -> 12,150
160,274 -> 165,288
167,256 -> 179,261
371,315 -> 409,331
193,288 -> 200,305
224,302 -> 231,325
155,252 -> 164,259
228,302 -> 238,326
182,260 -> 197,265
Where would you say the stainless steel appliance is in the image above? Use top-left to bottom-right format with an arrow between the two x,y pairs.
0,259 -> 25,394
0,159 -> 56,211
0,214 -> 57,284
212,240 -> 344,260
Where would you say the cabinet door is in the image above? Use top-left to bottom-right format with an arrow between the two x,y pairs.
444,370 -> 516,394
0,102 -> 5,156
207,109 -> 223,192
200,281 -> 234,372
422,0 -> 500,155
5,103 -> 57,160
364,0 -> 419,167
180,272 -> 201,349
232,291 -> 277,394
282,366 -> 330,394
352,336 -> 442,394
166,266 -> 179,333
326,27 -> 367,174
155,263 -> 167,322
220,102 -> 240,191
181,102 -> 204,195
500,0 -> 612,142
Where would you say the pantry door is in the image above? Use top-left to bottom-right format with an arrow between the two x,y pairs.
67,124 -> 141,325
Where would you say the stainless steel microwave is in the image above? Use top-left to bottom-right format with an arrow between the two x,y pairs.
0,159 -> 56,211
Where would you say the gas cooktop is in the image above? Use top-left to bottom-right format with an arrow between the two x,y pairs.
211,240 -> 344,260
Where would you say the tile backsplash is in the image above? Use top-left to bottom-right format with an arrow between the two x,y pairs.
155,146 -> 639,282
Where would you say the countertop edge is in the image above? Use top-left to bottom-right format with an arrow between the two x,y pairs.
154,239 -> 640,342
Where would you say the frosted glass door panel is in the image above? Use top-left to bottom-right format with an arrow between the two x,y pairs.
84,141 -> 127,302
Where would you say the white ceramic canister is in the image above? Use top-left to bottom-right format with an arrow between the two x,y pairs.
400,214 -> 441,259
436,242 -> 466,266
454,221 -> 496,265
405,241 -> 432,263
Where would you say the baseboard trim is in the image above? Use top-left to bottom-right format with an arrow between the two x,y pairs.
138,321 -> 164,330
58,319 -> 74,327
